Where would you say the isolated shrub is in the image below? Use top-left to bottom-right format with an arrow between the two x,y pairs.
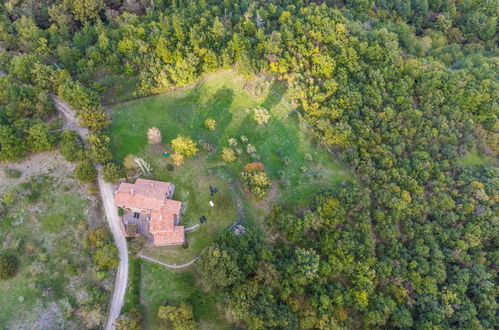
203,142 -> 214,152
304,153 -> 313,161
172,153 -> 184,166
88,227 -> 110,247
123,154 -> 139,170
2,189 -> 17,205
75,159 -> 97,183
204,118 -> 216,131
3,168 -> 21,179
0,254 -> 18,280
147,127 -> 162,145
235,148 -> 243,155
228,138 -> 238,147
118,208 -> 124,217
94,243 -> 119,270
171,135 -> 198,158
166,164 -> 174,171
60,129 -> 85,162
240,169 -> 271,200
246,144 -> 256,154
240,135 -> 248,144
103,162 -> 121,183
222,147 -> 237,162
252,106 -> 271,125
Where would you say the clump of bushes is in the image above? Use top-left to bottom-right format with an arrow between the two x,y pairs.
240,162 -> 271,200
253,106 -> 271,125
88,227 -> 119,271
3,168 -> 22,179
0,254 -> 18,280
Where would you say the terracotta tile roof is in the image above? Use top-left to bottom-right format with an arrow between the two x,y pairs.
114,179 -> 174,212
152,226 -> 185,245
161,199 -> 182,215
149,212 -> 175,231
114,179 -> 185,245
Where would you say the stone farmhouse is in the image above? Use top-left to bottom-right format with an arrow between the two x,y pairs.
113,178 -> 185,246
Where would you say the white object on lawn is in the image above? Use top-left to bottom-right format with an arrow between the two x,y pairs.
209,201 -> 215,207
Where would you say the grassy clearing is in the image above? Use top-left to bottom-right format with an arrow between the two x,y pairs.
459,147 -> 494,167
109,71 -> 353,327
0,154 -> 112,329
110,70 -> 352,215
140,262 -> 230,329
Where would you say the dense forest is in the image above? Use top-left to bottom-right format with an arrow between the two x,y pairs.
0,0 -> 497,329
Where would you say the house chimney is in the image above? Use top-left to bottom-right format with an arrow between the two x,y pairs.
150,183 -> 153,187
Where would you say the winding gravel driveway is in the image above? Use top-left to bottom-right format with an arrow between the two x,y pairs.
53,97 -> 128,330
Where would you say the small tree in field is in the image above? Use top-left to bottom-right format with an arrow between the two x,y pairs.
171,135 -> 198,157
147,127 -> 162,145
172,153 -> 184,166
75,159 -> 97,183
221,147 -> 236,162
253,106 -> 271,125
0,254 -> 18,280
204,118 -> 216,131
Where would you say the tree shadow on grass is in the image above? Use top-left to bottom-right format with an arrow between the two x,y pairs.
261,79 -> 287,111
196,86 -> 234,142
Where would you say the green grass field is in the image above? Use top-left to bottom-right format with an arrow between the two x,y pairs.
140,262 -> 230,329
109,70 -> 353,328
0,163 -> 112,328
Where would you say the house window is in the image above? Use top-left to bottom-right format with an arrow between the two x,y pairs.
133,212 -> 140,219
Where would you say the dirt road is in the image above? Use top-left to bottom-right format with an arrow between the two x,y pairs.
97,170 -> 128,330
52,97 -> 128,330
